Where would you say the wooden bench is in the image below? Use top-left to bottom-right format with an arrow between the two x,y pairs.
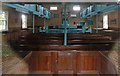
67,40 -> 114,45
15,33 -> 113,51
22,45 -> 112,51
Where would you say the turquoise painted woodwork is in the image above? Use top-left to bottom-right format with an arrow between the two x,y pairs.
4,4 -> 51,19
80,4 -> 119,18
63,3 -> 67,46
32,15 -> 35,33
96,15 -> 99,33
79,22 -> 86,33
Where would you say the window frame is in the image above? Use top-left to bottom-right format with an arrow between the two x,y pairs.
21,14 -> 28,29
0,11 -> 8,32
103,14 -> 109,29
50,6 -> 58,11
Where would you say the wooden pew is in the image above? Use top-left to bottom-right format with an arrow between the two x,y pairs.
16,33 -> 113,51
24,45 -> 112,51
8,33 -> 117,74
67,40 -> 114,45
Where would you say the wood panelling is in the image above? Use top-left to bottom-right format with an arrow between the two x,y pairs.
29,51 -> 103,74
57,51 -> 76,74
76,52 -> 101,73
51,52 -> 58,73
76,52 -> 81,73
80,52 -> 101,71
30,51 -> 52,73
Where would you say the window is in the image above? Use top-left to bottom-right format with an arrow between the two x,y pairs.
103,15 -> 108,29
0,11 -> 8,31
70,14 -> 77,18
50,6 -> 57,10
21,14 -> 27,29
73,5 -> 81,11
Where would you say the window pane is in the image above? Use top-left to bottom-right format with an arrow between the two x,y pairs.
0,21 -> 6,30
0,20 -> 5,25
22,14 -> 27,29
0,11 -> 8,31
103,15 -> 108,29
50,6 -> 57,10
0,12 -> 6,20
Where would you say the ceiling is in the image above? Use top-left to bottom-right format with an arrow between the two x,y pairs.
1,0 -> 118,3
